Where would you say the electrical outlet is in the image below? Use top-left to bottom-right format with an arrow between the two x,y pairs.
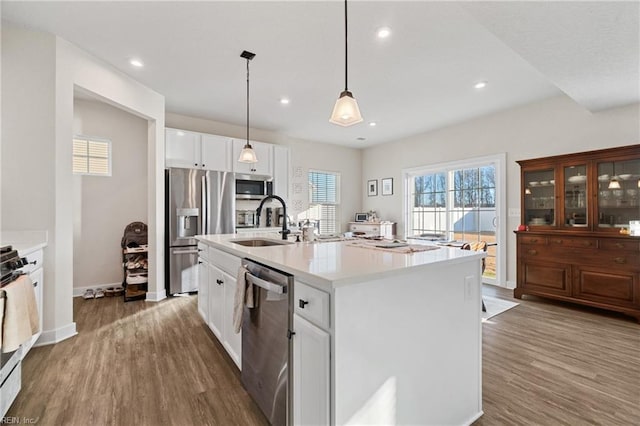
464,275 -> 475,301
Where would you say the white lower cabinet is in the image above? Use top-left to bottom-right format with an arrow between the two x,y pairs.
197,260 -> 209,322
220,269 -> 242,367
197,246 -> 242,370
293,313 -> 330,426
208,264 -> 225,340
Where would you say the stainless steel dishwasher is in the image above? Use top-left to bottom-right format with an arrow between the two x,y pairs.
241,258 -> 293,426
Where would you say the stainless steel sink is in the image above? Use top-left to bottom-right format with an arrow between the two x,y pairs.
229,238 -> 293,247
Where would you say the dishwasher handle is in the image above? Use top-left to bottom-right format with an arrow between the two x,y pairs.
245,272 -> 287,294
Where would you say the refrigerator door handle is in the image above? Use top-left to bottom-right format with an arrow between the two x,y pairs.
201,174 -> 208,235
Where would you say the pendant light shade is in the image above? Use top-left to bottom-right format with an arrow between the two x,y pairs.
329,0 -> 363,126
238,50 -> 258,164
330,90 -> 363,126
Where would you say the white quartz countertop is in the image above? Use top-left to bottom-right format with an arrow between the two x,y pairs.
197,232 -> 484,288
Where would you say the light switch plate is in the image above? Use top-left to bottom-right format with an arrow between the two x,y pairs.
464,275 -> 475,301
508,208 -> 521,217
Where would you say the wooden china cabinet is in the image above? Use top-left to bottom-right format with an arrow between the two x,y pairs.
515,144 -> 640,321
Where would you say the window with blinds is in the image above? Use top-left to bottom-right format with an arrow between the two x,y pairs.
73,136 -> 111,176
308,170 -> 340,234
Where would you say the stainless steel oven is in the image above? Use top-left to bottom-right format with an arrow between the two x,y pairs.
236,175 -> 273,200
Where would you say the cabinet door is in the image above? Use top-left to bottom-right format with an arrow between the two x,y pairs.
273,145 -> 289,202
561,163 -> 588,229
197,259 -> 209,322
595,158 -> 640,230
293,314 -> 330,426
201,134 -> 232,172
208,264 -> 224,339
573,266 -> 638,308
166,128 -> 201,168
517,257 -> 572,297
221,270 -> 242,369
232,139 -> 273,176
522,167 -> 556,227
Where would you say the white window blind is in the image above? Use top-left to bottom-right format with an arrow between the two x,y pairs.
73,136 -> 111,176
308,170 -> 340,234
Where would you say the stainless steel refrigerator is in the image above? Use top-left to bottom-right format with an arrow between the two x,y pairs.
165,168 -> 235,295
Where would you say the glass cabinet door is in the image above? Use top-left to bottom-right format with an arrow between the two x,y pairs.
524,169 -> 555,227
596,159 -> 640,229
563,165 -> 588,228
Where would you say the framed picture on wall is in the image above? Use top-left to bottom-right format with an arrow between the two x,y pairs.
382,178 -> 393,196
367,179 -> 378,196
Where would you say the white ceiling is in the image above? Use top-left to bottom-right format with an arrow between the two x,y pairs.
3,1 -> 638,148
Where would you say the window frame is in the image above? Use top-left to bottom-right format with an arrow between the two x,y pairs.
402,153 -> 506,286
308,169 -> 341,234
72,135 -> 112,176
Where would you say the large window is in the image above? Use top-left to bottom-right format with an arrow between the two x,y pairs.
405,154 -> 505,285
307,170 -> 340,234
73,136 -> 111,176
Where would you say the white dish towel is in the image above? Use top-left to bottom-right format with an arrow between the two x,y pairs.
233,265 -> 256,334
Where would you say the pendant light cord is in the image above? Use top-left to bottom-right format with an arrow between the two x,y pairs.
246,58 -> 250,145
344,0 -> 348,91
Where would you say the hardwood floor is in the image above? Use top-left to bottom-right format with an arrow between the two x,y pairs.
7,287 -> 640,425
7,295 -> 268,426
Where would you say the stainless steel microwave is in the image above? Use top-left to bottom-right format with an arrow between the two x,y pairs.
235,175 -> 273,200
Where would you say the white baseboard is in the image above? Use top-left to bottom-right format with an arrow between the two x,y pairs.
146,289 -> 167,302
73,282 -> 122,297
35,322 -> 77,346
505,280 -> 516,289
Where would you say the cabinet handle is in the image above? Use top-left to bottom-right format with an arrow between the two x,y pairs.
582,241 -> 592,247
615,243 -> 624,249
216,279 -> 223,285
298,299 -> 309,309
202,164 -> 205,168
194,163 -> 198,166
528,249 -> 537,255
287,329 -> 296,339
33,281 -> 38,288
529,238 -> 538,243
198,261 -> 203,264
552,239 -> 563,244
614,257 -> 626,264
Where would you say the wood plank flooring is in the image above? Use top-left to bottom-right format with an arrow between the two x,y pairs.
7,287 -> 640,425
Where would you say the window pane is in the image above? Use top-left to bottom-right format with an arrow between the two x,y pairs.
73,156 -> 88,174
73,136 -> 111,176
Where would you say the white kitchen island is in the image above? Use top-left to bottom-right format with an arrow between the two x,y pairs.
196,232 -> 484,426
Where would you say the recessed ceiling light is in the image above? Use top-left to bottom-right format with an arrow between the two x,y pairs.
376,27 -> 392,39
369,122 -> 377,127
280,98 -> 290,105
474,81 -> 487,89
129,58 -> 144,68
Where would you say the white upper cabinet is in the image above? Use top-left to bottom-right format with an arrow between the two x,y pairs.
166,128 -> 232,171
166,128 -> 200,168
232,139 -> 273,176
201,134 -> 232,172
273,144 -> 290,202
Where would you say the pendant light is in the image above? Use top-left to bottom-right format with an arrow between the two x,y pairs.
238,50 -> 258,163
329,0 -> 363,126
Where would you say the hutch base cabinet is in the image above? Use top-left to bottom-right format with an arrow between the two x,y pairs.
516,145 -> 640,322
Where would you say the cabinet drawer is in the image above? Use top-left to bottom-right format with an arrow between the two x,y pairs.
294,281 -> 330,330
209,247 -> 241,276
548,237 -> 597,249
600,239 -> 640,252
519,235 -> 547,245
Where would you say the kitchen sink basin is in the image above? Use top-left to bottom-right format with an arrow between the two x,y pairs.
229,238 -> 293,247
